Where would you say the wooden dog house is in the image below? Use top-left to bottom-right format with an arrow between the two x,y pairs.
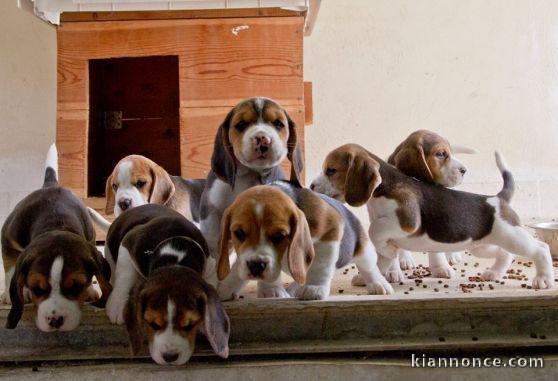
33,0 -> 319,204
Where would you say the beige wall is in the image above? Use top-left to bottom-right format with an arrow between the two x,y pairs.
0,1 -> 557,224
0,2 -> 57,223
304,0 -> 558,221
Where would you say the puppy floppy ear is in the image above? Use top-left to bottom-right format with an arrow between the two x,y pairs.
124,281 -> 147,355
105,172 -> 116,215
286,113 -> 304,187
390,140 -> 434,182
86,245 -> 113,308
344,153 -> 382,207
211,109 -> 237,187
287,208 -> 315,284
202,285 -> 230,358
217,207 -> 233,281
149,163 -> 175,205
6,252 -> 32,329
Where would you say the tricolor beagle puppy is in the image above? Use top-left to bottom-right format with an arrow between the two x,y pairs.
386,130 -> 477,280
217,184 -> 393,301
311,144 -> 554,289
2,144 -> 111,331
199,97 -> 303,260
103,204 -> 229,365
97,155 -> 205,222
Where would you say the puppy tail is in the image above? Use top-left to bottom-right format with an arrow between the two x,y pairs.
495,151 -> 515,203
43,143 -> 58,188
87,207 -> 111,232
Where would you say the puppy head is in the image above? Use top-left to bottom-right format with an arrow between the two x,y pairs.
217,186 -> 314,284
6,232 -> 112,332
211,97 -> 303,187
105,155 -> 175,216
124,267 -> 230,365
388,130 -> 473,187
311,144 -> 382,207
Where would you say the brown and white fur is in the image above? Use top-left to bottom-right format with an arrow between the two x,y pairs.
311,144 -> 554,290
199,97 -> 303,261
90,155 -> 205,228
104,204 -> 228,365
217,184 -> 393,301
2,144 -> 111,331
387,130 -> 476,280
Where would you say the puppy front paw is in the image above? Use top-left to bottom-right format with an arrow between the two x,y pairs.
351,274 -> 365,287
446,252 -> 462,265
385,267 -> 405,283
257,284 -> 290,299
295,285 -> 329,300
366,280 -> 394,295
431,264 -> 455,279
399,252 -> 416,270
105,294 -> 126,325
481,269 -> 504,282
286,282 -> 301,296
532,275 -> 554,290
217,285 -> 239,301
0,291 -> 10,305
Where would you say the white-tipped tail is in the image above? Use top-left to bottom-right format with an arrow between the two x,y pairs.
495,151 -> 508,173
87,207 -> 111,232
45,143 -> 59,179
451,145 -> 479,154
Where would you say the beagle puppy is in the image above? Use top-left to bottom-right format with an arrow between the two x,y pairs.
387,130 -> 477,279
2,144 -> 111,331
311,144 -> 554,289
217,184 -> 393,301
104,204 -> 229,365
199,97 -> 303,260
101,155 -> 206,220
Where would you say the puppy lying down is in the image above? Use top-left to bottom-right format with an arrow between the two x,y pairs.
217,183 -> 393,301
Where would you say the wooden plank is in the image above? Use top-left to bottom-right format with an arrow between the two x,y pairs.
304,81 -> 313,125
180,106 -> 305,182
60,8 -> 306,23
57,17 -> 304,110
57,110 -> 88,198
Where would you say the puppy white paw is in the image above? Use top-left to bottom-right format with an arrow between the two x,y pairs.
431,264 -> 455,279
385,268 -> 405,283
295,285 -> 329,300
0,292 -> 10,305
105,294 -> 126,325
532,275 -> 554,290
257,285 -> 290,299
399,253 -> 416,270
446,252 -> 462,265
217,285 -> 239,301
351,274 -> 366,287
481,269 -> 504,282
286,282 -> 301,296
366,281 -> 394,295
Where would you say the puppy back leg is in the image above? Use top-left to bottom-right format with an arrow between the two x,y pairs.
294,240 -> 340,300
445,251 -> 463,265
429,252 -> 455,279
378,254 -> 406,283
105,245 -> 139,324
353,241 -> 394,295
470,245 -> 514,281
399,250 -> 417,270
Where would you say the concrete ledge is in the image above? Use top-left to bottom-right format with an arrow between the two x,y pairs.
1,294 -> 557,362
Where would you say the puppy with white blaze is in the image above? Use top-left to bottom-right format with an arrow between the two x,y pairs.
311,144 -> 554,290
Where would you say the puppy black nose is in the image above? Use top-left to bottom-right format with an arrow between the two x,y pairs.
162,352 -> 179,363
247,260 -> 267,277
459,167 -> 467,175
118,198 -> 132,211
310,183 -> 316,190
49,316 -> 64,329
253,135 -> 271,155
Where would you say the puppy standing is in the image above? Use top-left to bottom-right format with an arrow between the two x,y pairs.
311,144 -> 554,289
217,185 -> 393,301
104,204 -> 229,365
2,145 -> 111,331
199,97 -> 303,260
386,130 -> 476,280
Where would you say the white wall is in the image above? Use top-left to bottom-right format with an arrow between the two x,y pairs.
304,0 -> 558,222
0,2 -> 57,224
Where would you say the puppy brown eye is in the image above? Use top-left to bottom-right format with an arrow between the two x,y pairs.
436,151 -> 447,159
149,322 -> 162,331
273,119 -> 285,129
270,231 -> 287,244
66,283 -> 84,297
32,286 -> 48,297
325,168 -> 337,176
181,323 -> 194,332
234,229 -> 246,242
235,121 -> 248,132
112,183 -> 118,191
135,180 -> 146,189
